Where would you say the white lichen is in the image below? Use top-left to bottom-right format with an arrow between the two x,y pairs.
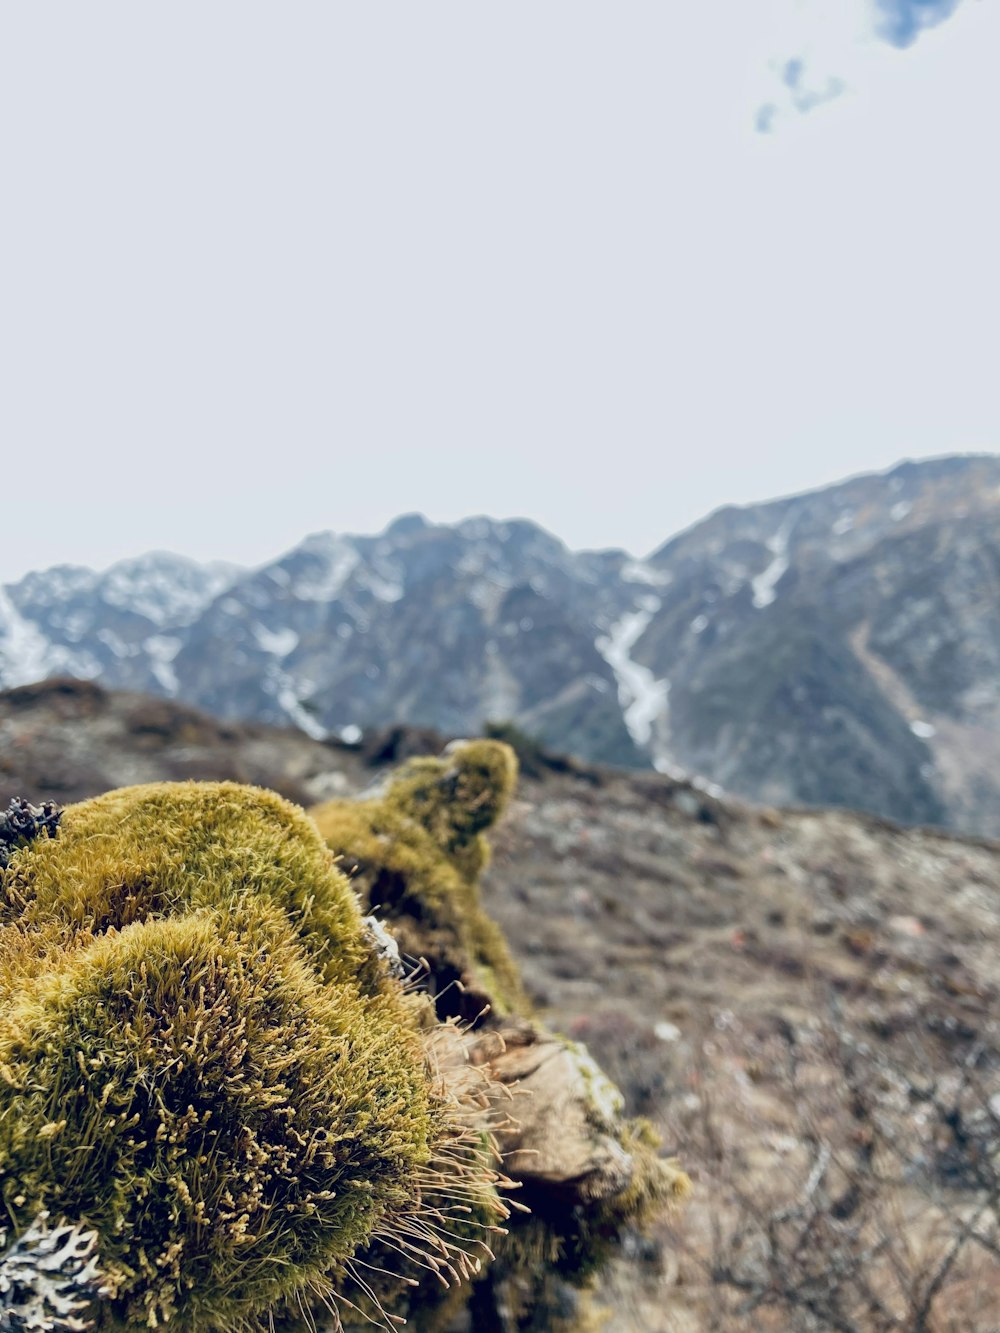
0,1213 -> 105,1332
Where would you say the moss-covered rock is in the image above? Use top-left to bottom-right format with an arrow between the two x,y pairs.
311,743 -> 690,1331
0,782 -> 506,1332
311,741 -> 526,1023
479,1028 -> 690,1293
0,760 -> 688,1333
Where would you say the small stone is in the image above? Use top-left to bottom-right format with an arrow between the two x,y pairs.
888,915 -> 924,937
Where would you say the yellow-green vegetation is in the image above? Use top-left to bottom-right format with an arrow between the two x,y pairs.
312,743 -> 690,1331
311,740 -> 526,1022
0,782 -> 507,1332
0,783 -> 374,992
0,757 -> 687,1333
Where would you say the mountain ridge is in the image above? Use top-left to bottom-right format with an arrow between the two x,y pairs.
3,453 -> 998,834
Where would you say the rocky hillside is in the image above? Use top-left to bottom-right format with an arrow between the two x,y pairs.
2,679 -> 999,1330
2,454 -> 997,833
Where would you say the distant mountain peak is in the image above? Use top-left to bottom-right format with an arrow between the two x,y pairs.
384,512 -> 430,539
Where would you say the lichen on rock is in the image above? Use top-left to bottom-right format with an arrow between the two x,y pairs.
0,1212 -> 104,1332
0,798 -> 62,872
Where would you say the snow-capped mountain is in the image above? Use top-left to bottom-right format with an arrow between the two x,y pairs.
1,555 -> 238,697
2,455 -> 998,834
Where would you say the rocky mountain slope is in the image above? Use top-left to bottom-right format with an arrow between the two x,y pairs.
2,679 -> 999,1330
640,454 -> 1000,835
2,454 -> 997,833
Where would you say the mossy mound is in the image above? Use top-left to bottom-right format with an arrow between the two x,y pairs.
0,783 -> 374,993
0,764 -> 688,1332
379,740 -> 518,881
0,782 -> 505,1332
311,741 -> 526,1022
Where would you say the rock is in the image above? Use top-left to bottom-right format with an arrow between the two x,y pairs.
483,1028 -> 634,1201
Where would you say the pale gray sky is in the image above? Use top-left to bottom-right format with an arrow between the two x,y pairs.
2,2 -> 997,581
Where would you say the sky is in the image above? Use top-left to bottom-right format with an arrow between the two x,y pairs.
2,1 -> 997,580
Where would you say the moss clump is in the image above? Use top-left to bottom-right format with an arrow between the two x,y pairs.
378,739 -> 518,882
311,741 -> 526,1022
0,782 -> 506,1332
0,783 -> 373,993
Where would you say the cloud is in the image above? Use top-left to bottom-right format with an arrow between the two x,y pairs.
755,104 -> 779,134
751,0 -> 973,133
791,74 -> 847,114
754,56 -> 847,133
874,0 -> 965,48
782,57 -> 805,90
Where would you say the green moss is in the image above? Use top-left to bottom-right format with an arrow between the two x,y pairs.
387,739 -> 518,834
312,744 -> 689,1319
0,911 -> 431,1329
0,782 -> 375,994
0,769 -> 688,1331
0,782 -> 507,1331
311,742 -> 526,1022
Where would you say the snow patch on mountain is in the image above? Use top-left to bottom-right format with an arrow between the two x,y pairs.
253,624 -> 299,657
96,628 -> 135,660
357,567 -> 404,602
13,565 -> 96,608
145,635 -> 182,693
653,753 -> 688,781
596,597 -> 669,746
457,517 -> 495,542
0,586 -> 56,686
751,528 -> 790,609
101,554 -> 236,626
278,686 -> 326,740
290,536 -> 360,601
621,560 -> 672,588
0,584 -> 102,687
262,662 -> 327,740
